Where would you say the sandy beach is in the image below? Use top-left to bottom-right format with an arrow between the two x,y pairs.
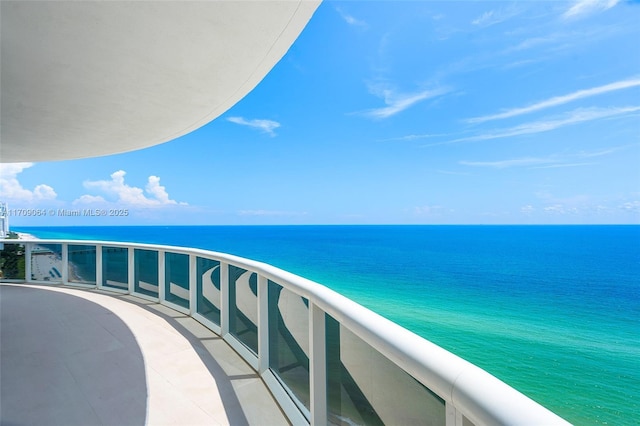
12,232 -> 38,240
3,233 -> 64,281
30,250 -> 63,282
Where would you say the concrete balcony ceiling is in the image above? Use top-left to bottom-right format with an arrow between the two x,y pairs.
0,1 -> 319,163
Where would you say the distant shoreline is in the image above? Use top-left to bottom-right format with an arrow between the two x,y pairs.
15,231 -> 39,240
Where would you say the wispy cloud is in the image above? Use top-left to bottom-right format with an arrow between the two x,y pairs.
227,117 -> 281,136
358,84 -> 449,119
467,77 -> 640,123
378,133 -> 450,142
413,205 -> 447,216
460,157 -> 558,169
563,0 -> 620,19
238,210 -> 307,217
576,143 -> 637,158
502,58 -> 544,70
521,193 -> 640,220
510,35 -> 560,52
531,162 -> 594,169
436,106 -> 640,145
620,200 -> 640,213
544,204 -> 571,214
335,6 -> 367,28
472,10 -> 498,26
459,144 -> 629,169
436,169 -> 472,176
521,205 -> 535,214
472,7 -> 520,27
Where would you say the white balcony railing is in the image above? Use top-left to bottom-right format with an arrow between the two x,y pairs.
0,239 -> 570,426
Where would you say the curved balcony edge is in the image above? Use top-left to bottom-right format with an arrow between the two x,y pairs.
0,239 -> 571,426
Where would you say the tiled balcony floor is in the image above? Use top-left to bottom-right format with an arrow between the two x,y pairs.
0,283 -> 290,426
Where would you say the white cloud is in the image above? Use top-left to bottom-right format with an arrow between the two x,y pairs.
563,0 -> 620,19
459,145 -> 627,170
472,10 -> 496,26
472,6 -> 521,27
33,185 -> 57,200
82,170 -> 186,207
502,58 -> 544,70
620,201 -> 640,212
0,162 -> 57,203
531,162 -> 594,169
227,117 -> 281,136
359,83 -> 449,119
238,210 -> 307,217
544,204 -> 567,213
438,106 -> 640,145
467,78 -> 640,123
72,195 -> 107,205
576,144 -> 636,158
521,205 -> 535,214
460,157 -> 557,169
413,205 -> 446,215
510,36 -> 559,52
335,6 -> 367,28
378,133 -> 450,142
436,169 -> 471,176
146,176 -> 175,205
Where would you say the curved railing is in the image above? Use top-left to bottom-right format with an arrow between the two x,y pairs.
0,239 -> 570,426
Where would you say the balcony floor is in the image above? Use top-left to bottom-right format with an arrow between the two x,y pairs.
0,282 -> 290,426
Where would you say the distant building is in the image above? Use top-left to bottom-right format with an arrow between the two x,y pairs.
0,202 -> 8,238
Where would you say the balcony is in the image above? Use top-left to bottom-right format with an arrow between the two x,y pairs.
0,239 -> 570,425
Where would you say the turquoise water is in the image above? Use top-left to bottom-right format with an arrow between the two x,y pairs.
15,225 -> 640,424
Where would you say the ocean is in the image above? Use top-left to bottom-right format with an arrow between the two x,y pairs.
14,225 -> 640,425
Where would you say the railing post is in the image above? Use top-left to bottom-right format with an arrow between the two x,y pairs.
220,262 -> 229,335
25,243 -> 32,282
446,401 -> 463,426
61,243 -> 69,283
96,245 -> 103,288
158,250 -> 166,302
128,247 -> 135,294
257,275 -> 269,374
310,303 -> 327,426
189,254 -> 197,315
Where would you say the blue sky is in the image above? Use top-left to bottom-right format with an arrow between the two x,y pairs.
2,0 -> 639,226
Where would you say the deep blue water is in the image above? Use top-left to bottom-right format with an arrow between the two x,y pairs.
15,225 -> 640,424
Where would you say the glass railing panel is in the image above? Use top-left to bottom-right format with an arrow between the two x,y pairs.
165,252 -> 189,308
196,257 -> 221,325
326,314 -> 446,426
268,280 -> 310,411
30,243 -> 63,282
134,249 -> 158,298
0,242 -> 26,280
228,265 -> 258,354
68,244 -> 96,284
102,246 -> 128,290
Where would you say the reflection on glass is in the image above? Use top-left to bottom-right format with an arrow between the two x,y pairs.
0,243 -> 26,280
326,315 -> 446,426
228,265 -> 258,354
102,246 -> 128,290
134,249 -> 158,298
165,252 -> 189,308
68,245 -> 96,284
196,257 -> 221,325
30,243 -> 63,282
268,280 -> 310,411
